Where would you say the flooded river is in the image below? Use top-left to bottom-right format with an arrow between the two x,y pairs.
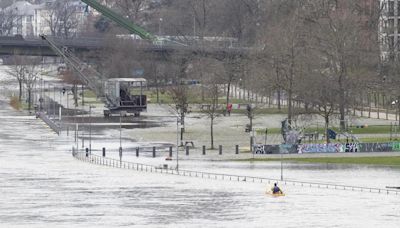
0,100 -> 399,228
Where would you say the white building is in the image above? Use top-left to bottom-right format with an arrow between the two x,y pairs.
2,1 -> 39,37
2,0 -> 88,38
380,0 -> 400,60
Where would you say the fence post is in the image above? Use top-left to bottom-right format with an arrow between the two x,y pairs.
219,145 -> 222,155
235,145 -> 239,154
202,145 -> 206,155
102,147 -> 106,157
186,146 -> 189,156
169,146 -> 173,157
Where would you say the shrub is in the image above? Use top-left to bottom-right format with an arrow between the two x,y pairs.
9,96 -> 21,110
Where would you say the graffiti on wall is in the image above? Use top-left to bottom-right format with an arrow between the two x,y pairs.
392,142 -> 400,151
344,143 -> 359,152
298,143 -> 343,153
254,142 -> 400,155
359,143 -> 392,152
253,145 -> 280,154
254,144 -> 265,154
299,142 -> 399,153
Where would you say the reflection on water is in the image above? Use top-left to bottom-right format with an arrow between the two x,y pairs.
0,103 -> 399,227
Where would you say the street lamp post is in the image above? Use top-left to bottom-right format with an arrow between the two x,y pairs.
264,128 -> 268,145
159,18 -> 163,36
119,111 -> 122,150
280,148 -> 283,181
67,92 -> 69,110
53,85 -> 56,119
39,77 -> 43,112
89,105 -> 95,154
176,116 -> 179,171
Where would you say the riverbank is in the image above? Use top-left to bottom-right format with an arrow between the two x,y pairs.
235,155 -> 400,166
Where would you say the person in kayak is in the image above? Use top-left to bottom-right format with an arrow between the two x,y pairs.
272,183 -> 282,194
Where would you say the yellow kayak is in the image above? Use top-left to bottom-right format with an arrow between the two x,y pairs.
265,190 -> 285,197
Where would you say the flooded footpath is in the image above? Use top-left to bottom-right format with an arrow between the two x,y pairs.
0,98 -> 400,228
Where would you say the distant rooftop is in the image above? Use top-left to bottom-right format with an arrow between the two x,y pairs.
4,1 -> 41,15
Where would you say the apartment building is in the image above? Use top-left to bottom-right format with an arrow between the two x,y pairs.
380,0 -> 400,60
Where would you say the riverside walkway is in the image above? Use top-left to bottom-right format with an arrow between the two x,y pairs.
72,148 -> 400,196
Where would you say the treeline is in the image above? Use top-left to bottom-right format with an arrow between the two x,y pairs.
6,0 -> 396,145
93,1 -> 397,134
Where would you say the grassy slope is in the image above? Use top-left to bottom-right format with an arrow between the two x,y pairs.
237,156 -> 400,166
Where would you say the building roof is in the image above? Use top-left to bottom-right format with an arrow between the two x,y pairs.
4,1 -> 41,15
0,0 -> 14,9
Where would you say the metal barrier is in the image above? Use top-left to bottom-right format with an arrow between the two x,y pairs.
38,112 -> 60,135
71,147 -> 400,196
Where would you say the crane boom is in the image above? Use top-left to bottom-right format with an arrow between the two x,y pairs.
81,0 -> 155,41
40,35 -> 104,97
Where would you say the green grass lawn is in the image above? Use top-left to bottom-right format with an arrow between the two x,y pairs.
237,156 -> 400,166
301,125 -> 396,135
256,125 -> 399,136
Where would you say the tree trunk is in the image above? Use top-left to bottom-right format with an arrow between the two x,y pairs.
398,96 -> 400,127
339,90 -> 346,131
226,81 -> 231,107
18,80 -> 23,102
200,69 -> 205,101
325,114 -> 330,144
73,84 -> 78,107
210,116 -> 214,149
288,88 -> 293,125
154,65 -> 159,103
277,89 -> 281,110
28,88 -> 32,114
368,93 -> 371,118
81,84 -> 84,106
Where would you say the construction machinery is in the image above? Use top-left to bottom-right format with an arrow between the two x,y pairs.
81,0 -> 156,42
40,0 -> 159,117
40,35 -> 147,117
104,78 -> 147,117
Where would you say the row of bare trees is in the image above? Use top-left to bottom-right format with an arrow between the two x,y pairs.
7,55 -> 41,113
82,0 -> 391,145
251,0 -> 383,143
4,0 -> 396,146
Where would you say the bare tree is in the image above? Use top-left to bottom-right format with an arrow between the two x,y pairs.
0,7 -> 16,35
7,55 -> 41,112
60,69 -> 82,107
217,0 -> 261,45
22,58 -> 41,113
45,0 -> 81,39
7,54 -> 27,102
113,0 -> 147,22
203,84 -> 221,149
261,3 -> 309,124
302,69 -> 339,144
308,0 -> 380,130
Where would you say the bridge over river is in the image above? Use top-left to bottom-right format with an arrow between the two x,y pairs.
0,36 -> 252,59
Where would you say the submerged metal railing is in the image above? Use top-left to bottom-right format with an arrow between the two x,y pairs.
72,147 -> 400,196
38,111 -> 60,135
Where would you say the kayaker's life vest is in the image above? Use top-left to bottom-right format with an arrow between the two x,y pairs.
272,186 -> 281,194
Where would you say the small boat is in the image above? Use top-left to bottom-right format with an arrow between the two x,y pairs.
165,156 -> 172,161
265,190 -> 285,197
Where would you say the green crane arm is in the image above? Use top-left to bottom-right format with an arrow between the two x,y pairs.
81,0 -> 155,41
